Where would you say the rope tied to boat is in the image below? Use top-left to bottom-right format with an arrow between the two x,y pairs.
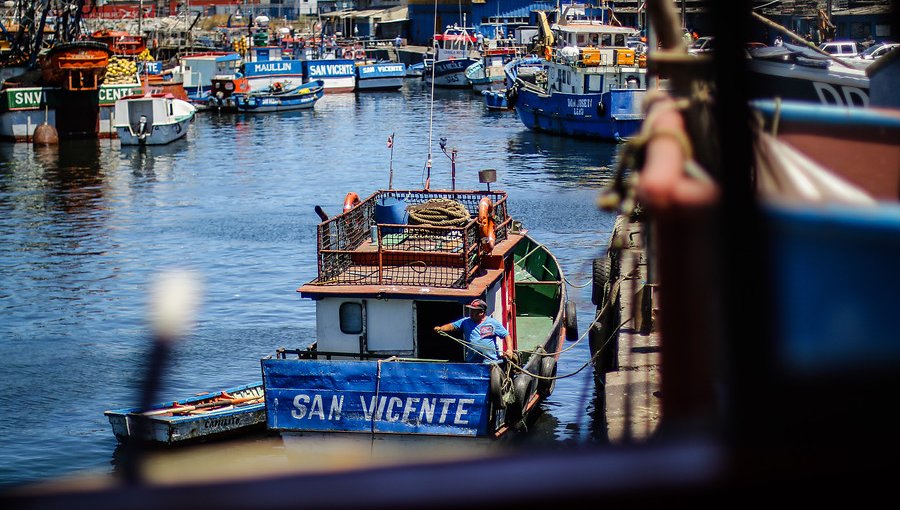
407,198 -> 470,227
435,271 -> 637,383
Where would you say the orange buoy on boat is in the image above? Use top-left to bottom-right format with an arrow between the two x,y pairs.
478,197 -> 495,253
343,192 -> 361,212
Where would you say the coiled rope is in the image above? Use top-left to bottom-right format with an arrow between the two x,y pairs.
407,198 -> 470,227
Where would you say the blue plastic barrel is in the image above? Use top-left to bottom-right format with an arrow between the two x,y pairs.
374,196 -> 408,234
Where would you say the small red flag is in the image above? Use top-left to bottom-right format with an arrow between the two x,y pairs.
387,135 -> 393,149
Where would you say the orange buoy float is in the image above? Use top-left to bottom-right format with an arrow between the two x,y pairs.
478,197 -> 495,253
343,192 -> 361,212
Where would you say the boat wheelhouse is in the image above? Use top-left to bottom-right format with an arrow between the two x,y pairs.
261,189 -> 573,437
511,6 -> 647,140
170,52 -> 243,106
425,26 -> 478,88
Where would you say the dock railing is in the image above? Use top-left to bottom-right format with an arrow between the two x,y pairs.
315,190 -> 509,288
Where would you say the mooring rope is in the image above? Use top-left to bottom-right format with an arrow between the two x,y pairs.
435,272 -> 636,382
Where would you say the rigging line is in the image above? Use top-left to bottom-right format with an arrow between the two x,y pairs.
436,313 -> 628,382
425,0 -> 438,187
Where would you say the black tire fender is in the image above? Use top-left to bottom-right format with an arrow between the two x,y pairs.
506,374 -> 532,424
592,257 -> 611,306
564,300 -> 578,340
489,364 -> 504,407
537,356 -> 557,396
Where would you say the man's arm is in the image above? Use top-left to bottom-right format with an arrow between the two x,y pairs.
434,323 -> 458,333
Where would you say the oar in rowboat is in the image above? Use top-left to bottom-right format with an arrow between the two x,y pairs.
141,395 -> 264,416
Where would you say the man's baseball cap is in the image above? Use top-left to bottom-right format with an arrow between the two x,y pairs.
465,299 -> 488,311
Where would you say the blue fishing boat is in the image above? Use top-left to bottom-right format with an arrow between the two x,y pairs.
235,80 -> 325,113
261,188 -> 576,437
509,5 -> 647,141
481,89 -> 511,110
356,62 -> 407,91
406,61 -> 427,78
104,382 -> 266,444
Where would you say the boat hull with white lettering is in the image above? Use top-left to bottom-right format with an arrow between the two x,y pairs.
303,60 -> 356,93
0,83 -> 144,142
262,189 -> 572,438
104,383 -> 266,444
355,63 -> 406,91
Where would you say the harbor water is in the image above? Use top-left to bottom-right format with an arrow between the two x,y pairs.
0,81 -> 619,488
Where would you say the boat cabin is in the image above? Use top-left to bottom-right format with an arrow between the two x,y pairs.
544,18 -> 645,94
433,26 -> 476,61
173,52 -> 242,90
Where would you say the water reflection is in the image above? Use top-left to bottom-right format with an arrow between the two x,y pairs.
121,141 -> 183,180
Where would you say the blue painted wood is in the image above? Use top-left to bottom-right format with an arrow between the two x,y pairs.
262,359 -> 492,436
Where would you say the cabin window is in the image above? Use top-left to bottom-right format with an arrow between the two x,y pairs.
614,34 -> 625,46
339,302 -> 363,334
601,34 -> 612,46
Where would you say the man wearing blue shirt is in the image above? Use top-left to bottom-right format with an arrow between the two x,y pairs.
434,299 -> 510,363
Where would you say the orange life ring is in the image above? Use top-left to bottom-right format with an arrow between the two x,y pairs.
342,48 -> 354,59
478,197 -> 496,253
355,49 -> 366,60
343,192 -> 361,212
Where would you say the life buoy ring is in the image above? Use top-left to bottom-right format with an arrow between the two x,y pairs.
343,192 -> 361,212
342,48 -> 354,59
478,196 -> 496,253
355,49 -> 366,60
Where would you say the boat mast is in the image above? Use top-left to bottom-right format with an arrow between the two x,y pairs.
425,0 -> 438,189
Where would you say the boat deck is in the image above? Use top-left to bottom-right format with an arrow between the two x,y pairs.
300,233 -> 524,299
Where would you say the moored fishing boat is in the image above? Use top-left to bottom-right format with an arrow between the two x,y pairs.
510,5 -> 646,141
356,62 -> 406,91
424,25 -> 478,88
481,89 -> 511,110
234,79 -> 324,113
104,382 -> 266,444
465,47 -> 519,92
242,45 -> 305,92
747,43 -> 870,107
302,59 -> 356,93
112,93 -> 196,145
39,41 -> 112,92
261,188 -> 576,437
169,51 -> 242,108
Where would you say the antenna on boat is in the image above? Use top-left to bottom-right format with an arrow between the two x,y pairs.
439,137 -> 458,191
425,0 -> 439,190
387,132 -> 395,190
